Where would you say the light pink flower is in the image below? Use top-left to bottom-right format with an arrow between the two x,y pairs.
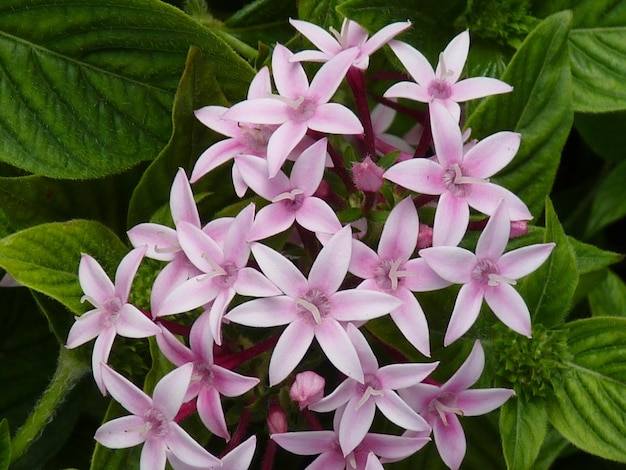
384,30 -> 512,122
310,324 -> 435,456
290,17 -> 411,71
66,247 -> 161,394
167,436 -> 257,470
290,371 -> 326,410
384,101 -> 531,247
94,363 -> 220,470
223,45 -> 363,177
419,200 -> 555,345
225,226 -> 402,386
399,341 -> 514,470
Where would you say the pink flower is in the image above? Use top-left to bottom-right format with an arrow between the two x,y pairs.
384,30 -> 512,122
290,17 -> 411,71
223,45 -> 363,177
94,363 -> 220,470
66,247 -> 161,394
290,371 -> 326,410
384,101 -> 531,247
399,341 -> 515,470
225,226 -> 402,386
352,156 -> 385,192
419,200 -> 555,345
167,436 -> 257,470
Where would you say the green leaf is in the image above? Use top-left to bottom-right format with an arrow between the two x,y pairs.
298,0 -> 344,29
0,0 -> 254,178
532,427 -> 572,470
127,46 -> 236,227
225,0 -> 297,48
589,270 -> 626,317
500,397 -> 548,470
567,237 -> 623,275
575,111 -> 626,162
0,420 -> 10,470
548,317 -> 626,462
466,11 -> 574,217
89,401 -> 141,470
586,160 -> 626,237
0,220 -> 128,314
518,199 -> 578,328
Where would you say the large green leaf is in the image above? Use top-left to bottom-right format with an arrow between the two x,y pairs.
585,160 -> 626,237
298,0 -> 344,29
548,317 -> 626,462
0,220 -> 127,314
575,111 -> 626,162
589,270 -> 626,317
466,12 -> 573,217
0,0 -> 254,178
518,200 -> 578,328
500,397 -> 548,470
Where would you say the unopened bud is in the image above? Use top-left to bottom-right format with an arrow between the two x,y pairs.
290,371 -> 325,410
510,220 -> 529,238
267,402 -> 288,434
353,157 -> 384,192
416,223 -> 434,249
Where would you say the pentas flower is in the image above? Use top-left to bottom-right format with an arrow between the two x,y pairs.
156,311 -> 259,441
66,247 -> 161,395
225,226 -> 402,386
290,17 -> 411,71
369,101 -> 415,158
399,341 -> 515,470
384,101 -> 532,246
349,198 -> 451,355
271,407 -> 429,470
94,363 -> 221,470
236,138 -> 341,241
290,371 -> 326,410
384,30 -> 513,122
223,44 -> 363,177
154,204 -> 280,343
167,436 -> 257,470
419,200 -> 555,345
310,324 -> 435,456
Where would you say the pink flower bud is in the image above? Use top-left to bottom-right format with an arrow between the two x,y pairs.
290,371 -> 325,410
416,223 -> 434,249
267,403 -> 288,434
352,157 -> 384,192
510,220 -> 529,238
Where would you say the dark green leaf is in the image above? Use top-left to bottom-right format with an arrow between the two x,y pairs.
548,317 -> 626,462
575,111 -> 626,162
568,237 -> 623,275
0,419 -> 9,470
299,0 -> 344,29
466,11 -> 574,217
0,220 -> 128,314
500,397 -> 548,470
518,199 -> 578,328
586,160 -> 626,237
589,270 -> 626,317
0,0 -> 254,178
532,427 -> 572,470
225,0 -> 297,47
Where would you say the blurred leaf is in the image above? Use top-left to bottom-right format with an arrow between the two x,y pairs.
0,419 -> 8,470
589,270 -> 626,317
567,236 -> 623,275
0,0 -> 254,178
518,199 -> 578,328
225,0 -> 297,47
500,397 -> 548,470
575,111 -> 626,162
466,11 -> 574,217
532,427 -> 572,470
89,401 -> 141,470
586,160 -> 626,237
548,317 -> 626,462
299,0 -> 344,29
0,220 -> 127,314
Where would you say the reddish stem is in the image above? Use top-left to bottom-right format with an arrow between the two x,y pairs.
215,334 -> 280,370
220,406 -> 252,457
346,67 -> 376,160
174,398 -> 197,423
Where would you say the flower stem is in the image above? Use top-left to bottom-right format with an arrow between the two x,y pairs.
10,347 -> 90,464
211,28 -> 258,62
346,67 -> 376,160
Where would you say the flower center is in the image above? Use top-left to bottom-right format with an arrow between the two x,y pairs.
442,163 -> 488,198
373,258 -> 416,291
354,373 -> 384,409
142,408 -> 169,439
289,97 -> 317,123
295,289 -> 332,325
192,361 -> 215,388
429,391 -> 463,427
428,79 -> 452,100
102,297 -> 123,326
471,259 -> 516,287
240,124 -> 276,154
199,255 -> 239,288
272,189 -> 305,211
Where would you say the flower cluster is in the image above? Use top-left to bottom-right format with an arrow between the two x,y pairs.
66,17 -> 555,470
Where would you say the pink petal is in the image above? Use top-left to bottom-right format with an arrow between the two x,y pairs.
272,44 -> 310,98
340,396 -> 376,455
365,453 -> 384,470
475,200 -> 510,260
154,275 -> 219,317
190,138 -> 248,183
140,438 -> 166,470
153,363 -> 194,419
377,362 -> 439,390
208,288 -> 235,345
349,241 -> 380,279
223,203 -> 254,267
269,321 -> 315,386
197,386 -> 230,440
308,226 -> 352,294
379,197 -> 419,260
362,21 -> 412,57
221,435 -> 257,470
100,363 -> 152,415
438,30 -> 469,83
170,168 -> 200,228
289,19 -> 342,55
444,283 -> 484,346
266,121 -> 309,177
213,365 -> 259,397
271,430 -> 338,455
331,290 -> 401,322
343,19 -> 369,47
316,318 -> 364,383
309,48 -> 359,103
79,254 -> 114,306
432,191 -> 469,247
177,222 -> 224,273
296,198 -> 342,234
248,66 -> 272,99
462,131 -> 521,179
290,50 -> 332,62
94,415 -> 146,448
223,98 -> 291,125
235,154 -> 289,200
456,388 -> 515,416
250,242 -> 308,297
433,414 -> 466,470
383,158 -> 446,194
290,138 -> 327,195
418,246 -> 475,284
466,182 -> 532,220
66,309 -> 103,348
438,98 -> 462,123
383,81 -> 432,103
498,243 -> 556,279
194,105 -> 240,137
388,40 -> 435,86
150,257 -> 199,315
430,100 -> 463,168
234,266 -> 281,297
451,76 -> 513,102
248,203 -> 295,241
225,296 -> 296,327
93,328 -> 117,395
127,223 -> 180,262
166,422 -> 221,467
363,432 -> 429,460
189,310 -> 213,364
346,323 -> 379,372
376,391 -> 430,431
115,304 -> 161,338
484,283 -> 531,337
309,379 -> 355,413
387,287 -> 431,356
444,340 -> 484,393
308,103 -> 363,135
156,327 -> 194,366
397,382 -> 441,414
401,258 -> 452,292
